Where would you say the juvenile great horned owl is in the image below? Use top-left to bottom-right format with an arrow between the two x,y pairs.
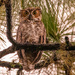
16,7 -> 46,71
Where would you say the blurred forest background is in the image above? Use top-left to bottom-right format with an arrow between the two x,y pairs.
0,0 -> 75,75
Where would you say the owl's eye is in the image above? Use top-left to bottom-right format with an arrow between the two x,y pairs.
33,11 -> 36,15
25,11 -> 28,15
24,11 -> 29,16
20,10 -> 29,17
33,10 -> 40,17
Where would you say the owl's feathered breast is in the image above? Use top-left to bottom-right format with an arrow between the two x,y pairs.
17,20 -> 45,43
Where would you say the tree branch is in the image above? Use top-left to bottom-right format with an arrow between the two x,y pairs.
0,61 -> 23,69
0,44 -> 75,70
0,59 -> 51,70
0,0 -> 4,6
35,59 -> 51,69
0,46 -> 15,58
5,0 -> 17,45
0,43 -> 60,58
0,43 -> 75,59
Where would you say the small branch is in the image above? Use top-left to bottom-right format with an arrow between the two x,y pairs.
68,46 -> 75,50
0,60 -> 51,70
0,46 -> 15,58
0,0 -> 4,6
35,59 -> 51,69
65,36 -> 75,50
0,61 -> 23,69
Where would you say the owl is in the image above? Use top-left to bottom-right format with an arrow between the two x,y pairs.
16,7 -> 46,71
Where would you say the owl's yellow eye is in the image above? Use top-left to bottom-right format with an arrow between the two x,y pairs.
20,10 -> 29,17
24,11 -> 29,17
25,11 -> 28,15
33,11 -> 36,15
33,10 -> 40,17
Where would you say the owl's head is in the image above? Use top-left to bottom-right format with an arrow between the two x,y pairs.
19,7 -> 42,22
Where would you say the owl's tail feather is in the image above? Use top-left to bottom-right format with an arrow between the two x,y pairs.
32,51 -> 42,64
22,60 -> 35,71
22,51 -> 42,71
19,49 -> 42,71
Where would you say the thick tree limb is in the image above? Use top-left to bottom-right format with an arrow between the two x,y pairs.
5,0 -> 17,45
0,43 -> 60,58
0,43 -> 75,58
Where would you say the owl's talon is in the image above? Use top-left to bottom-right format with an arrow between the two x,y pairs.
26,41 -> 30,44
32,42 -> 36,43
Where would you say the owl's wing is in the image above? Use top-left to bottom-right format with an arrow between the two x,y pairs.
16,24 -> 26,60
32,24 -> 46,64
42,29 -> 46,44
43,28 -> 46,44
16,26 -> 23,59
39,23 -> 46,44
16,24 -> 28,65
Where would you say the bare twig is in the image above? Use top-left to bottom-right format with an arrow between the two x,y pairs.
0,59 -> 51,70
0,0 -> 4,6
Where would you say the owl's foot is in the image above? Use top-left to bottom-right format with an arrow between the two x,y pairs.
29,64 -> 34,70
23,65 -> 34,71
26,41 -> 30,44
23,63 -> 34,71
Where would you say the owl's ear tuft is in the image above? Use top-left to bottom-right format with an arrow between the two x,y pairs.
19,10 -> 24,17
36,7 -> 41,10
35,7 -> 42,14
19,10 -> 24,15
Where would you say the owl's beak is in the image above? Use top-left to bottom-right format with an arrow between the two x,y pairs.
29,14 -> 33,20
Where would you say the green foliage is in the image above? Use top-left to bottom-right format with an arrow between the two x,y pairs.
42,7 -> 60,42
41,0 -> 75,42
